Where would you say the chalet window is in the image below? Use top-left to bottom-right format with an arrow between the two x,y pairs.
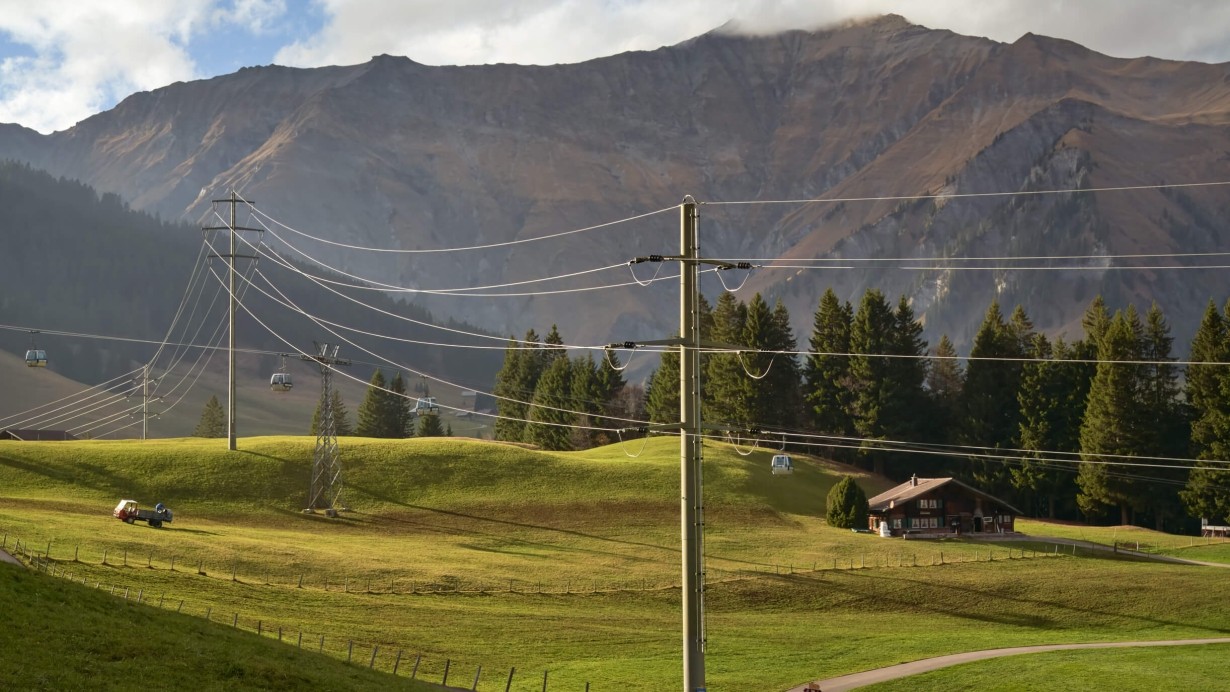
891,518 -> 903,529
917,499 -> 944,509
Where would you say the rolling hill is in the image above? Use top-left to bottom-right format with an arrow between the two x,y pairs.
3,437 -> 1230,689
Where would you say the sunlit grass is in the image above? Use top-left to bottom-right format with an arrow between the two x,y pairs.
2,437 -> 1228,690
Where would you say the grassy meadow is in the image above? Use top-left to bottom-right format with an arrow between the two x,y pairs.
1,436 -> 1228,690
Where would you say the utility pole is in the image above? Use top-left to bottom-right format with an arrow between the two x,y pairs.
613,197 -> 749,692
303,342 -> 351,516
202,190 -> 261,451
678,199 -> 705,692
137,365 -> 162,440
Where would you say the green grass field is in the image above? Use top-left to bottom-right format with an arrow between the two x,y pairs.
2,436 -> 1228,690
862,643 -> 1230,691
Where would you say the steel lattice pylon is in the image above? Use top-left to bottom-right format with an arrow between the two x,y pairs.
304,342 -> 350,515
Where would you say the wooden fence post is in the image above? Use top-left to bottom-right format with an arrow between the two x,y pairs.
102,549 -> 108,565
233,613 -> 238,627
443,659 -> 450,685
298,573 -> 304,588
506,667 -> 516,692
319,635 -> 325,652
370,645 -> 379,668
74,545 -> 78,562
298,631 -> 303,648
393,650 -> 403,675
473,665 -> 481,690
347,640 -> 353,663
411,654 -> 421,679
542,669 -> 549,691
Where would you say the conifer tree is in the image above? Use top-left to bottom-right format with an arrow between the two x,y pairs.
1013,333 -> 1069,516
704,291 -> 749,426
645,353 -> 680,424
493,330 -> 541,441
959,301 -> 1027,496
848,289 -> 897,474
825,476 -> 869,529
925,334 -> 963,455
417,413 -> 445,437
311,390 -> 351,436
389,372 -> 413,438
596,348 -> 628,425
526,355 -> 574,450
194,395 -> 226,438
570,353 -> 604,447
1078,309 -> 1148,524
356,369 -> 390,437
763,298 -> 803,430
804,289 -> 855,449
1138,303 -> 1186,528
1181,300 -> 1230,522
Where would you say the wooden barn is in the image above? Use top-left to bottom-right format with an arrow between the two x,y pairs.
868,475 -> 1023,538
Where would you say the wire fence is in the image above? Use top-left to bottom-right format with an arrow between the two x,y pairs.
1,535 -> 575,691
0,532 -> 1087,598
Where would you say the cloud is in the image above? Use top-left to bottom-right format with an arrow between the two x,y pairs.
0,0 -> 288,134
4,0 -> 1230,134
276,0 -> 1230,69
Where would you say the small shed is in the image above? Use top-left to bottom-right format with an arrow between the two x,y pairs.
867,475 -> 1023,538
0,429 -> 78,441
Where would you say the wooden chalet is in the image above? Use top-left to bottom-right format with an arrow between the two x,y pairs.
0,429 -> 78,441
867,475 -> 1023,538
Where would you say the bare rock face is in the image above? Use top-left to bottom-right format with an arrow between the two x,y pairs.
3,14 -> 1229,350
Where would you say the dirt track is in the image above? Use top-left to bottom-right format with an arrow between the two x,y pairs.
788,638 -> 1230,691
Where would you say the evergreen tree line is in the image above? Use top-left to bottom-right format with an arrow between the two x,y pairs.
491,325 -> 637,451
491,288 -> 1230,528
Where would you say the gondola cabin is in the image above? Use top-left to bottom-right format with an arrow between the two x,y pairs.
770,454 -> 793,475
270,372 -> 293,392
415,396 -> 439,415
25,349 -> 47,367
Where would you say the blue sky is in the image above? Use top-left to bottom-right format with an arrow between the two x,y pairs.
2,1 -> 1229,134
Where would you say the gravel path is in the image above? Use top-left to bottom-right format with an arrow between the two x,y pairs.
788,638 -> 1230,691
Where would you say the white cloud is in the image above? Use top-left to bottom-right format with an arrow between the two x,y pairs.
0,0 -> 288,133
4,0 -> 1230,134
276,0 -> 1230,69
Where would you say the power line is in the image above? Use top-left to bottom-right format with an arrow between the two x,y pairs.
246,202 -> 677,254
201,249 -> 637,433
701,179 -> 1230,207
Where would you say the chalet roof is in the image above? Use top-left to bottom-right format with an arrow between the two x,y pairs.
0,429 -> 78,441
867,476 -> 1023,515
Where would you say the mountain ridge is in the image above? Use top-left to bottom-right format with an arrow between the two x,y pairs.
1,15 -> 1228,356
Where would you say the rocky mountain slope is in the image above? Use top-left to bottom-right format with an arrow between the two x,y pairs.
2,15 -> 1228,354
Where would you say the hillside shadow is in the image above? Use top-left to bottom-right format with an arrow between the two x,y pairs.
0,454 -> 131,494
818,569 -> 1230,634
342,483 -> 776,570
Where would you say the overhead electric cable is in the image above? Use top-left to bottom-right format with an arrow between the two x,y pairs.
217,259 -> 642,428
201,245 -> 637,432
702,180 -> 1230,207
247,202 -> 678,254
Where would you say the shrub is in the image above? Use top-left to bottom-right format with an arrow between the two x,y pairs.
826,476 -> 869,528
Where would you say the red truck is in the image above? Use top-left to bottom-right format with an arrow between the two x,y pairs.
113,499 -> 173,528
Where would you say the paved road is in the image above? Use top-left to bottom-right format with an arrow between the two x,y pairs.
0,549 -> 21,566
788,638 -> 1230,691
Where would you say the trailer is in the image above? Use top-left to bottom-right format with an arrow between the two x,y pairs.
113,499 -> 173,528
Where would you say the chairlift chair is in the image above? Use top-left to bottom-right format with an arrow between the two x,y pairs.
25,349 -> 47,367
270,355 -> 293,392
25,332 -> 46,367
770,454 -> 793,475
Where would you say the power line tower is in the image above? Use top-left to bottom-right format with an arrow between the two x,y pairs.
612,198 -> 750,692
303,342 -> 351,516
202,190 -> 262,451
